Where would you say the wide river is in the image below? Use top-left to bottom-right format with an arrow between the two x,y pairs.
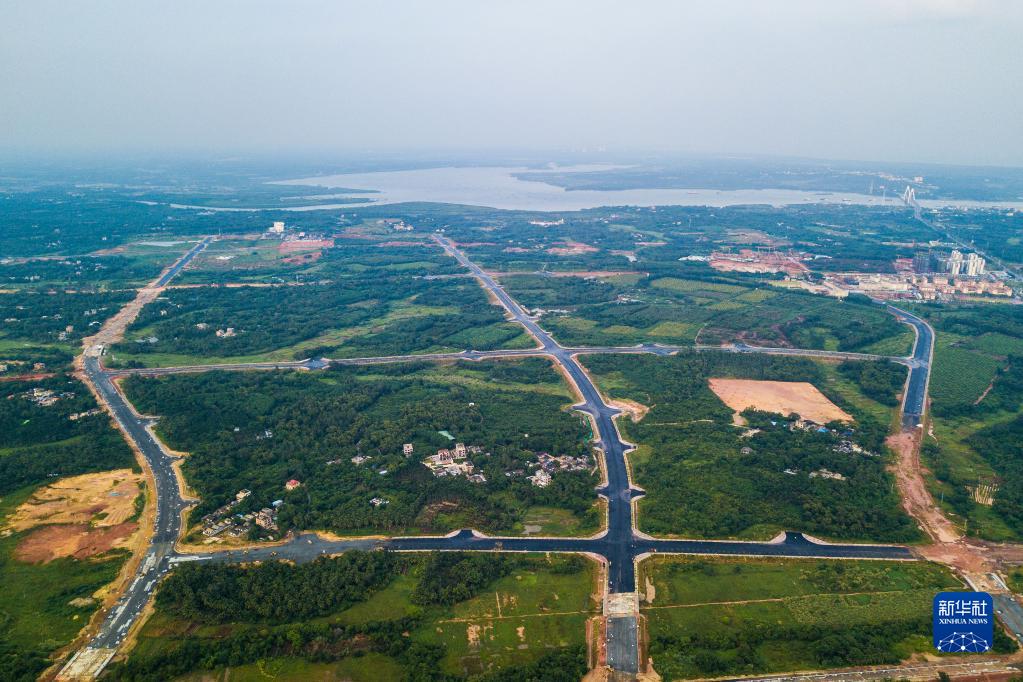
177,165 -> 1023,212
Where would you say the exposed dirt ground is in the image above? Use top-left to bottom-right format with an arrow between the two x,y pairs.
276,238 -> 334,253
708,378 -> 852,425
8,469 -> 143,532
8,469 -> 143,563
81,281 -> 165,349
888,430 -> 1003,587
15,522 -> 138,563
608,398 -> 650,423
547,240 -> 599,256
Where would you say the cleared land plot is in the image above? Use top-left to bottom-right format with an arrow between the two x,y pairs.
7,468 -> 142,532
0,485 -> 132,681
8,469 -> 143,563
708,378 -> 852,425
641,556 -> 963,680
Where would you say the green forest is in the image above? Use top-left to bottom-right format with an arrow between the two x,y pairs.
503,268 -> 910,352
106,551 -> 592,682
582,352 -> 917,541
110,275 -> 528,364
122,359 -> 598,536
0,375 -> 134,495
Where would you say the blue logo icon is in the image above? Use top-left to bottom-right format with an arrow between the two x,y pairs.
933,592 -> 993,653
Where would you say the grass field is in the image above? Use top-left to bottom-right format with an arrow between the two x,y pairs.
641,556 -> 962,679
929,334 -> 1001,411
0,484 -> 132,680
505,271 -> 910,352
915,320 -> 1023,541
120,553 -> 597,681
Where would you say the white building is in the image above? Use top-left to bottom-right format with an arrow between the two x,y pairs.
528,469 -> 552,488
269,221 -> 285,235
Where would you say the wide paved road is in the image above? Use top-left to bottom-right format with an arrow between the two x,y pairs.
66,235 -> 922,679
887,304 -> 934,428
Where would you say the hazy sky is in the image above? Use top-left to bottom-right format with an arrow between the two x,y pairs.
2,0 -> 1021,166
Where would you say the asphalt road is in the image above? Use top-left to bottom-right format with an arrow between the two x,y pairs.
81,355 -> 190,649
886,304 -> 934,428
155,237 -> 211,286
69,235 -> 922,679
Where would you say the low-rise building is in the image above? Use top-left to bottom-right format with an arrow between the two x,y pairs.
528,469 -> 552,488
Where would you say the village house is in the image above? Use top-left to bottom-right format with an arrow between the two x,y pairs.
528,469 -> 552,488
285,479 -> 302,491
403,443 -> 414,457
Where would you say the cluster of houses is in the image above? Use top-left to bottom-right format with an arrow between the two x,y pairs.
19,386 -> 74,407
525,452 -> 591,488
200,489 -> 284,540
782,467 -> 847,481
422,442 -> 487,484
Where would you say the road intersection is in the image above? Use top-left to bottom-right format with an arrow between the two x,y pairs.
65,235 -> 939,679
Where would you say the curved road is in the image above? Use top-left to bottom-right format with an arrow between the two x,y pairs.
66,236 -> 925,679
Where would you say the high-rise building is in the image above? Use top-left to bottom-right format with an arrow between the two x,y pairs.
945,249 -> 964,276
943,249 -> 985,277
269,221 -> 285,234
965,252 -> 985,276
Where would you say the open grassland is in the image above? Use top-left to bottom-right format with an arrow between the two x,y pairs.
108,553 -> 594,682
503,270 -> 910,352
641,556 -> 963,680
911,304 -> 1023,541
0,484 -> 133,681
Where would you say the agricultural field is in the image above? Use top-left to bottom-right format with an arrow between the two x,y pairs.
105,552 -> 595,681
581,352 -> 916,542
121,359 -> 600,538
640,556 -> 967,679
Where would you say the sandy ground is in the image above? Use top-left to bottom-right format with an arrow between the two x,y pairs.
547,240 -> 599,256
7,470 -> 143,563
887,430 -> 1004,587
276,238 -> 334,253
8,469 -> 143,532
81,281 -> 165,350
608,398 -> 650,423
888,431 -> 961,545
708,378 -> 852,424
